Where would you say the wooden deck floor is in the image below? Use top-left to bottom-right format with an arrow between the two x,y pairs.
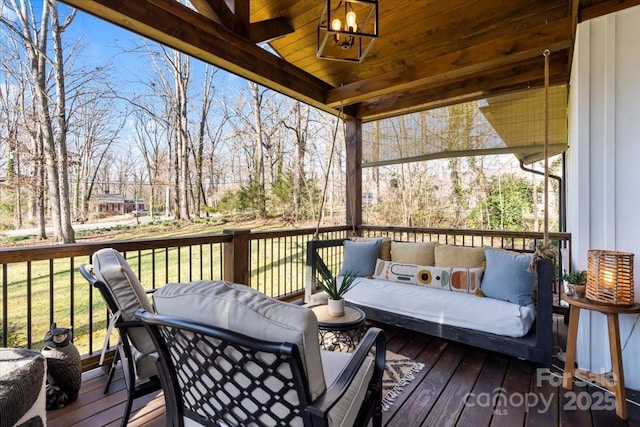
47,316 -> 640,426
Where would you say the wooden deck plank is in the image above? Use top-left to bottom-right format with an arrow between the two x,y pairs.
384,327 -> 415,353
559,381 -> 595,427
489,359 -> 534,427
627,389 -> 640,423
387,343 -> 467,426
382,339 -> 449,424
456,354 -> 509,427
48,385 -> 129,426
104,396 -> 166,427
525,366 -> 559,427
68,389 -> 162,426
47,377 -> 126,421
47,320 -> 640,427
422,349 -> 487,427
588,384 -> 629,427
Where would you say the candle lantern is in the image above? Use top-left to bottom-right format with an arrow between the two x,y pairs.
587,250 -> 634,306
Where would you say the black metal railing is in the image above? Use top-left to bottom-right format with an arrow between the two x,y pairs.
0,224 -> 570,369
0,226 -> 350,361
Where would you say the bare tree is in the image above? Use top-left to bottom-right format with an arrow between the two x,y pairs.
1,0 -> 54,239
250,82 -> 267,216
68,92 -> 123,220
132,109 -> 168,216
192,64 -> 217,215
0,57 -> 25,228
283,101 -> 310,214
0,0 -> 78,242
50,0 -> 77,241
120,43 -> 194,219
227,82 -> 288,217
169,49 -> 190,219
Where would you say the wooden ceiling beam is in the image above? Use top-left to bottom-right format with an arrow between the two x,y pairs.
580,0 -> 640,21
250,17 -> 294,43
356,57 -> 569,122
189,0 -> 233,26
60,0 -> 336,116
190,0 -> 292,42
326,17 -> 573,108
234,0 -> 250,37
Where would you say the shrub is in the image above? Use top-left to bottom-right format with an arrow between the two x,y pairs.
563,270 -> 587,285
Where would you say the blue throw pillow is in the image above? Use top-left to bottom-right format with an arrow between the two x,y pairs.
480,247 -> 535,306
339,239 -> 382,277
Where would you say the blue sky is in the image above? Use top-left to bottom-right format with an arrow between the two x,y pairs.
58,2 -> 244,97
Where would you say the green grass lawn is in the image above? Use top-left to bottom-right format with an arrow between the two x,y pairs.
1,217 -> 330,356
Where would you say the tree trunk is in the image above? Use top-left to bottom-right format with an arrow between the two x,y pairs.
27,0 -> 63,241
250,82 -> 267,217
291,102 -> 308,213
193,66 -> 215,216
174,51 -> 190,220
50,1 -> 75,242
35,131 -> 47,239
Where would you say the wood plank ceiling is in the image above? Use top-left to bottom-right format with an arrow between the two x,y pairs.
61,0 -> 640,122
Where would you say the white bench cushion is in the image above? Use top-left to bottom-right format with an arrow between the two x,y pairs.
344,278 -> 535,338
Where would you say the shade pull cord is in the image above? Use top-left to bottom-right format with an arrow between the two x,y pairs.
529,49 -> 558,273
343,118 -> 357,237
313,105 -> 342,240
543,49 -> 550,247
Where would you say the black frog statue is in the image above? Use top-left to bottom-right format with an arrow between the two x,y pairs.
41,323 -> 82,410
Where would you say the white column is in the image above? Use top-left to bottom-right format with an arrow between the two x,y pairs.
568,5 -> 640,390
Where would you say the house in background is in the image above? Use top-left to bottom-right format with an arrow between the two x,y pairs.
89,193 -> 146,217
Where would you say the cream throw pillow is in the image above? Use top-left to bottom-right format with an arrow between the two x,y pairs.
434,245 -> 486,268
391,241 -> 438,266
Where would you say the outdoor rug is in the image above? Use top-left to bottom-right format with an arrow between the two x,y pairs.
382,351 -> 425,411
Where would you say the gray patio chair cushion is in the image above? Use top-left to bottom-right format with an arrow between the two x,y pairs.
153,280 -> 377,426
320,350 -> 375,427
152,280 -> 326,401
91,248 -> 156,377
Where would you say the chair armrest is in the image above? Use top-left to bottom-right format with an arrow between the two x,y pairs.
308,327 -> 385,416
116,319 -> 148,329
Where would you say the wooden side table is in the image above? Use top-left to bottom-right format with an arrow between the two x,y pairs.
561,295 -> 640,419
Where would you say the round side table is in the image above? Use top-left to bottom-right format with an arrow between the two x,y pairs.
561,295 -> 640,419
308,304 -> 367,352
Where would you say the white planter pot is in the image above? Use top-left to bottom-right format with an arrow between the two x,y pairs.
561,281 -> 569,307
327,298 -> 345,317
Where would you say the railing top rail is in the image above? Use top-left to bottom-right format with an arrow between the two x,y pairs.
0,224 -> 571,264
359,224 -> 571,241
249,225 -> 350,240
0,233 -> 233,263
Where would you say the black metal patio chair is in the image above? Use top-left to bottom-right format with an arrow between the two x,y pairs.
79,248 -> 162,427
136,279 -> 386,426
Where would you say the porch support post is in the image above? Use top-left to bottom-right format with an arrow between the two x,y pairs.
345,116 -> 362,231
223,229 -> 250,285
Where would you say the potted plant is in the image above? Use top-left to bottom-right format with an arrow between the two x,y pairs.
563,270 -> 587,298
314,271 -> 358,317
